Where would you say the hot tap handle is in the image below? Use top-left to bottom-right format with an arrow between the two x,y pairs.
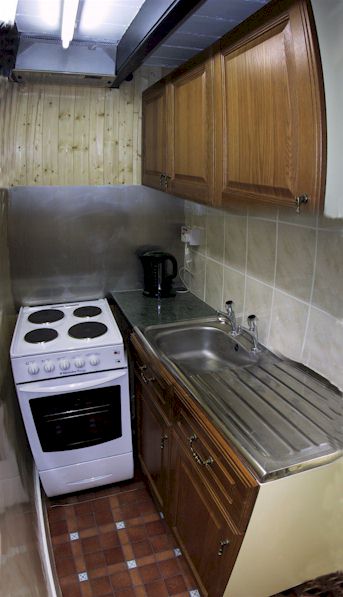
225,300 -> 234,313
247,314 -> 257,330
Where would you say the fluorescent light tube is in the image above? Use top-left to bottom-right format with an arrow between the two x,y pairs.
61,0 -> 79,49
0,0 -> 19,25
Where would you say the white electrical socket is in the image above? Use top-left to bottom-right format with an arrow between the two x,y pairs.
181,225 -> 202,246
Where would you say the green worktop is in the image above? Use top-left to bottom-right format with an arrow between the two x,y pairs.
111,290 -> 216,330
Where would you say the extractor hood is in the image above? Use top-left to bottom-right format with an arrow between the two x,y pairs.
12,36 -> 117,87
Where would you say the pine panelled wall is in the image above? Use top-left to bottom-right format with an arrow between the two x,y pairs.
0,67 -> 163,188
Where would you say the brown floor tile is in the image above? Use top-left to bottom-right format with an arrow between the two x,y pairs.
137,500 -> 156,515
118,529 -> 130,545
74,555 -> 87,573
107,562 -> 127,576
154,550 -> 175,563
49,506 -> 68,522
150,534 -> 175,553
77,513 -> 96,530
54,541 -> 73,559
95,509 -> 114,526
99,530 -> 120,550
116,588 -> 136,597
127,525 -> 147,544
134,587 -> 147,597
109,569 -> 132,589
144,579 -> 168,597
81,535 -> 101,554
52,533 -> 70,546
118,490 -> 142,506
92,497 -> 111,512
84,550 -> 106,570
135,555 -> 155,568
158,558 -> 181,579
132,540 -> 153,559
122,543 -> 135,561
164,574 -> 187,595
90,576 -> 113,596
139,563 -> 161,584
75,502 -> 93,517
79,526 -> 98,539
88,566 -> 108,580
109,495 -> 120,509
129,569 -> 143,586
71,540 -> 83,558
50,519 -> 69,537
59,575 -> 82,597
55,556 -> 76,578
104,546 -> 125,565
80,581 -> 93,597
145,520 -> 166,537
121,503 -> 142,520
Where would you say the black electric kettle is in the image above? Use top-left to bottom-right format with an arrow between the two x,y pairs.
139,251 -> 178,298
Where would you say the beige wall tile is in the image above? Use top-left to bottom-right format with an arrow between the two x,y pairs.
303,307 -> 343,390
247,219 -> 277,284
244,277 -> 273,345
276,224 -> 316,302
268,291 -> 309,360
190,249 -> 205,300
278,206 -> 317,228
206,207 -> 225,262
312,230 -> 343,319
205,259 -> 223,311
224,214 -> 247,272
223,267 -> 245,317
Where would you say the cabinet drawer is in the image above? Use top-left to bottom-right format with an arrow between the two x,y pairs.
174,401 -> 257,531
131,333 -> 172,417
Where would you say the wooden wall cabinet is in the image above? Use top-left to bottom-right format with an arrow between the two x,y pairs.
130,333 -> 258,596
142,81 -> 167,191
142,57 -> 214,203
213,0 -> 325,212
142,0 -> 325,214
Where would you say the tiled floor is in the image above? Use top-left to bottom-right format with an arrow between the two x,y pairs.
47,477 -> 343,597
46,477 -> 201,597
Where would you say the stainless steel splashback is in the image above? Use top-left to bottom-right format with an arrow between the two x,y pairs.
8,186 -> 185,308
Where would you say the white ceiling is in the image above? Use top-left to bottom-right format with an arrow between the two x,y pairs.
15,0 -> 146,44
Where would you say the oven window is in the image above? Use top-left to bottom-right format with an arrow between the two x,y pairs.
29,386 -> 122,452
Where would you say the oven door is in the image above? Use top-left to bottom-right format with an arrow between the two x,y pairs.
15,369 -> 132,471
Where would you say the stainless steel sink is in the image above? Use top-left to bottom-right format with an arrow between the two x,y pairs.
144,318 -> 260,373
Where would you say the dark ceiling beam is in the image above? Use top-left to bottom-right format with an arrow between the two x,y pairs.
113,0 -> 205,87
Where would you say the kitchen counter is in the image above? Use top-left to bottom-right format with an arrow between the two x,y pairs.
111,289 -> 216,329
111,290 -> 343,482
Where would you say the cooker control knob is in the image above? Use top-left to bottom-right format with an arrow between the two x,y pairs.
74,357 -> 85,368
28,362 -> 39,375
89,354 -> 100,366
59,359 -> 70,371
44,360 -> 55,373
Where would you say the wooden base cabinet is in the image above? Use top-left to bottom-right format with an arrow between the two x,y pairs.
131,332 -> 259,595
170,431 -> 243,597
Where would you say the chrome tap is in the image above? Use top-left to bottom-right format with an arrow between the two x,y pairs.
246,314 -> 259,352
218,300 -> 240,336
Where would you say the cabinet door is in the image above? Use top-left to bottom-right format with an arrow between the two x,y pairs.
170,432 -> 242,597
166,57 -> 214,204
214,0 -> 325,212
135,373 -> 170,511
142,81 -> 167,190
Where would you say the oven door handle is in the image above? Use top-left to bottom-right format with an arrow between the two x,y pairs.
18,370 -> 127,394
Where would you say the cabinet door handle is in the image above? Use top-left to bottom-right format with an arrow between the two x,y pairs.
160,434 -> 168,449
138,364 -> 147,372
164,175 -> 171,190
189,434 -> 214,467
140,370 -> 156,384
295,193 -> 309,213
218,539 -> 230,556
160,173 -> 165,189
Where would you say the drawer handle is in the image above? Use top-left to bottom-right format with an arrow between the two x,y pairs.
160,434 -> 168,449
138,364 -> 147,371
218,539 -> 230,556
189,434 -> 214,467
140,370 -> 156,384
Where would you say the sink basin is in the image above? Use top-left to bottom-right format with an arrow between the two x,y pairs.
144,319 -> 260,374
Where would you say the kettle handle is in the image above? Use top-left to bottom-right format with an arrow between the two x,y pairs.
166,254 -> 178,280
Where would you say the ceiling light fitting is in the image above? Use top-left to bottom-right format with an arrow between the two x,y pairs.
0,0 -> 19,26
61,0 -> 79,49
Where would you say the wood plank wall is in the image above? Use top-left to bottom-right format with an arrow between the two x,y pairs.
0,67 -> 162,187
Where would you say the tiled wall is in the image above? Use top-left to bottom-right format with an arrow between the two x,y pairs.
184,201 -> 343,391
